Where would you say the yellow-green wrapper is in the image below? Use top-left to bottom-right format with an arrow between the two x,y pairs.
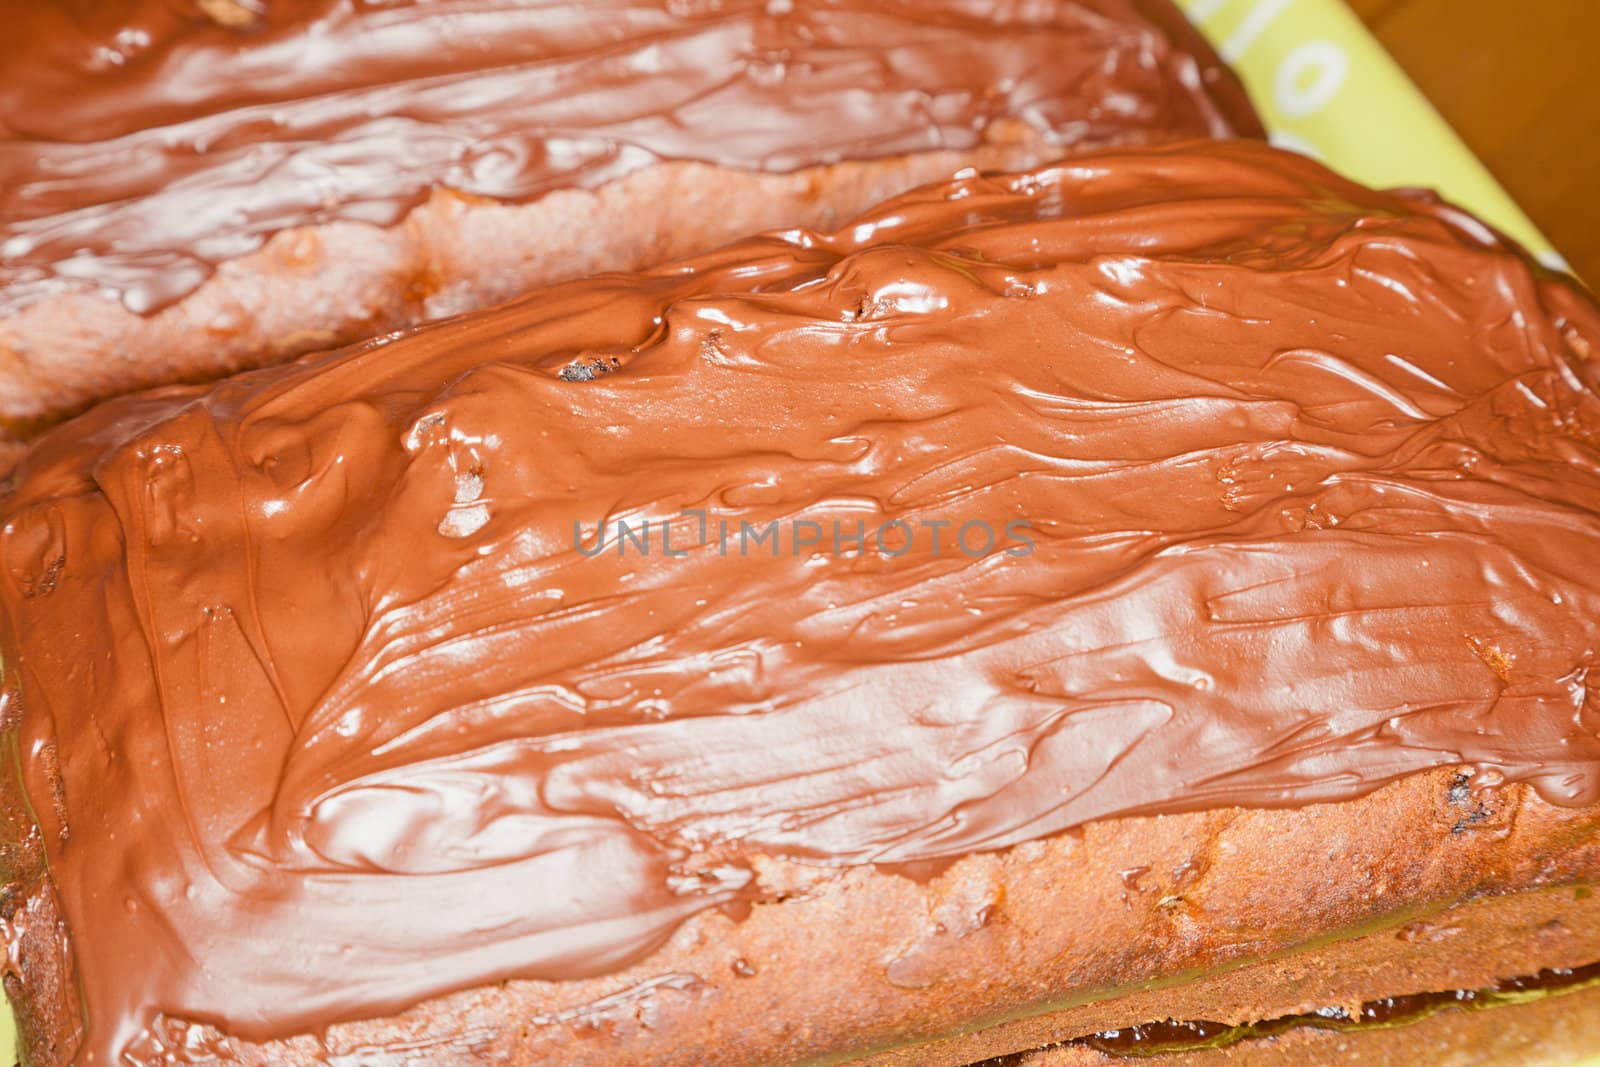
1183,0 -> 1570,274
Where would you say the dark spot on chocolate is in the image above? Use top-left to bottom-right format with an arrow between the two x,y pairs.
0,687 -> 22,732
1447,772 -> 1472,807
699,328 -> 731,361
559,357 -> 620,382
28,556 -> 63,599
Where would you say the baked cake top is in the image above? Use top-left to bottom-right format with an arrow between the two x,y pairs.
0,0 -> 1258,314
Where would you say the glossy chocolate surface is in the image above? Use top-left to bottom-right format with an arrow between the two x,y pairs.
0,0 -> 1257,315
3,141 -> 1600,1061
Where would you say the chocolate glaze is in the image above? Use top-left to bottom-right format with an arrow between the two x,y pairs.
0,0 -> 1259,316
3,140 -> 1600,1062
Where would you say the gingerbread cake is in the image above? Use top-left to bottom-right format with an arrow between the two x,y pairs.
0,0 -> 1259,462
2,139 -> 1598,1065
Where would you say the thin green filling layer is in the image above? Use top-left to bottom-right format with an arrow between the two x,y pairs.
978,959 -> 1600,1063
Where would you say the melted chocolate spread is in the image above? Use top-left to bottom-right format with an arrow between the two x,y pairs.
0,0 -> 1257,315
3,141 -> 1600,1061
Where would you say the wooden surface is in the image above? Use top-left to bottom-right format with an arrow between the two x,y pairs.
1346,0 -> 1600,281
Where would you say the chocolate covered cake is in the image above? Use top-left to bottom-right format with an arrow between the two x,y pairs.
2,140 -> 1598,1065
0,0 -> 1259,461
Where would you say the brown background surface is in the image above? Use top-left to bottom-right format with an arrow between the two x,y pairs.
1348,0 -> 1600,281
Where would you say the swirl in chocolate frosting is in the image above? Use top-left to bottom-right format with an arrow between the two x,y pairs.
0,0 -> 1257,315
3,141 -> 1600,1061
